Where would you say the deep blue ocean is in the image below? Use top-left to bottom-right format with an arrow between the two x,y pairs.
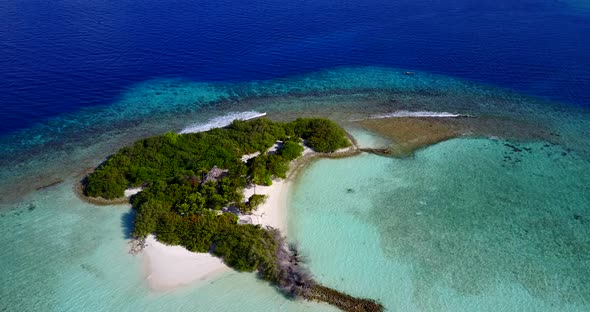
1,0 -> 589,135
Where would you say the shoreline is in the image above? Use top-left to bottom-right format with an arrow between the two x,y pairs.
73,181 -> 130,206
73,167 -> 131,206
141,174 -> 293,291
354,115 -> 559,157
288,137 -> 361,180
139,175 -> 298,291
81,118 -> 557,294
139,140 -> 362,291
142,234 -> 230,291
77,114 -> 544,207
76,126 -> 365,292
241,179 -> 290,232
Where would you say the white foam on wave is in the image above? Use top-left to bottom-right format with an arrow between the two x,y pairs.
179,111 -> 267,134
369,111 -> 468,119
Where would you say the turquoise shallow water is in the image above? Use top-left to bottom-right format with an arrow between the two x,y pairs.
0,180 -> 336,311
289,138 -> 590,311
1,67 -> 589,311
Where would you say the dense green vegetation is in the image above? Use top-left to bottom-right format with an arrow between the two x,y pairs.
83,117 -> 384,311
291,118 -> 350,153
85,117 -> 349,199
242,194 -> 268,214
278,141 -> 304,161
84,117 -> 350,276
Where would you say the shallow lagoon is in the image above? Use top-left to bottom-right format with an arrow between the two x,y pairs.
289,138 -> 590,311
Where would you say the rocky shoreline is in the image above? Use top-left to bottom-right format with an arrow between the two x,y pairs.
128,237 -> 147,255
306,285 -> 383,312
270,231 -> 383,312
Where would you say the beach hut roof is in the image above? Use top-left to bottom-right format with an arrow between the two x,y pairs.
204,165 -> 228,183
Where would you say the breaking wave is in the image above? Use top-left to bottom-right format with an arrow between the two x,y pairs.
179,111 -> 267,134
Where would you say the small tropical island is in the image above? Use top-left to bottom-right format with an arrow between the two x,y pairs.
83,117 -> 383,312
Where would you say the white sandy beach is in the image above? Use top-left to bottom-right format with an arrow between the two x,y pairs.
142,235 -> 229,291
124,187 -> 143,197
138,140 -> 335,291
142,153 -> 292,291
237,141 -> 299,232
240,179 -> 290,232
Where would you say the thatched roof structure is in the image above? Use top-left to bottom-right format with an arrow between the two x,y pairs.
203,165 -> 228,183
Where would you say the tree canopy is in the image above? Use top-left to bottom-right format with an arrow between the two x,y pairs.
85,117 -> 349,199
83,117 -> 350,279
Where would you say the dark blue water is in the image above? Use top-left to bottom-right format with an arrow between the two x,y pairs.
1,0 -> 589,134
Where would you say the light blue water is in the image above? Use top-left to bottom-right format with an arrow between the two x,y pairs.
289,138 -> 590,311
0,179 -> 337,311
0,68 -> 589,311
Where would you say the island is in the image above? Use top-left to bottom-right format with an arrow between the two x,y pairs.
82,117 -> 383,312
